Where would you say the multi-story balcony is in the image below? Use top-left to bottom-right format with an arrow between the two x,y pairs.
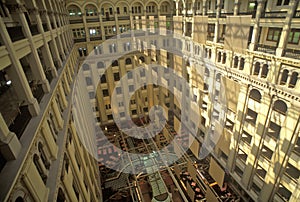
29,24 -> 39,36
6,26 -> 25,42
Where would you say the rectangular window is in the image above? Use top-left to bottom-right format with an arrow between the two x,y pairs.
245,108 -> 258,125
116,87 -> 122,94
89,92 -> 95,99
241,130 -> 252,145
256,165 -> 267,179
100,75 -> 106,83
127,71 -> 133,79
140,69 -> 146,77
267,28 -> 281,42
261,145 -> 273,160
102,89 -> 109,97
114,72 -> 120,81
129,85 -> 134,92
277,184 -> 292,201
85,77 -> 92,86
288,29 -> 300,44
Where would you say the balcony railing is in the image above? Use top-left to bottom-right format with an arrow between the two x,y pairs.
102,17 -> 115,22
42,23 -> 48,32
118,16 -> 130,20
8,105 -> 32,139
90,36 -> 102,41
32,84 -> 44,103
0,152 -> 6,172
262,11 -> 287,18
74,38 -> 86,43
284,48 -> 300,60
220,12 -> 234,18
239,11 -> 256,18
45,70 -> 53,83
208,13 -> 216,18
86,17 -> 99,23
51,22 -> 55,29
256,44 -> 276,54
7,26 -> 26,42
29,24 -> 39,36
294,10 -> 300,18
70,19 -> 83,24
207,35 -> 214,41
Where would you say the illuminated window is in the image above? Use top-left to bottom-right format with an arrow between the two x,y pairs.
288,29 -> 300,44
267,28 -> 281,42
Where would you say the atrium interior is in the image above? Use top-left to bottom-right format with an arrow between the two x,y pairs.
0,0 -> 299,202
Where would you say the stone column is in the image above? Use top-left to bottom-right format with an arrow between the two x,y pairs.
34,8 -> 58,78
233,0 -> 240,15
58,85 -> 68,108
49,10 -> 66,61
82,14 -> 90,42
175,1 -> 179,16
276,0 -> 300,57
295,75 -> 300,89
202,0 -> 207,16
226,84 -> 248,171
99,11 -> 105,41
214,0 -> 221,43
0,114 -> 21,160
114,9 -> 120,37
46,10 -> 63,68
249,0 -> 266,51
242,94 -> 272,188
0,17 -> 40,116
52,0 -> 68,55
52,100 -> 63,130
17,5 -> 50,93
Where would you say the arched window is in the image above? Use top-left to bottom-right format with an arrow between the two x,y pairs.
249,89 -> 262,102
85,77 -> 92,85
261,64 -> 269,78
15,197 -> 24,202
112,60 -> 119,67
125,58 -> 132,65
216,73 -> 221,82
205,68 -> 210,77
82,63 -> 90,71
97,61 -> 105,69
38,143 -> 50,169
33,154 -> 47,183
289,72 -> 298,88
217,52 -> 222,63
280,69 -> 289,85
85,4 -> 97,16
254,62 -> 261,75
239,58 -> 245,70
273,100 -> 288,115
57,188 -> 66,202
64,154 -> 69,172
222,52 -> 226,64
233,56 -> 239,68
139,56 -> 145,63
